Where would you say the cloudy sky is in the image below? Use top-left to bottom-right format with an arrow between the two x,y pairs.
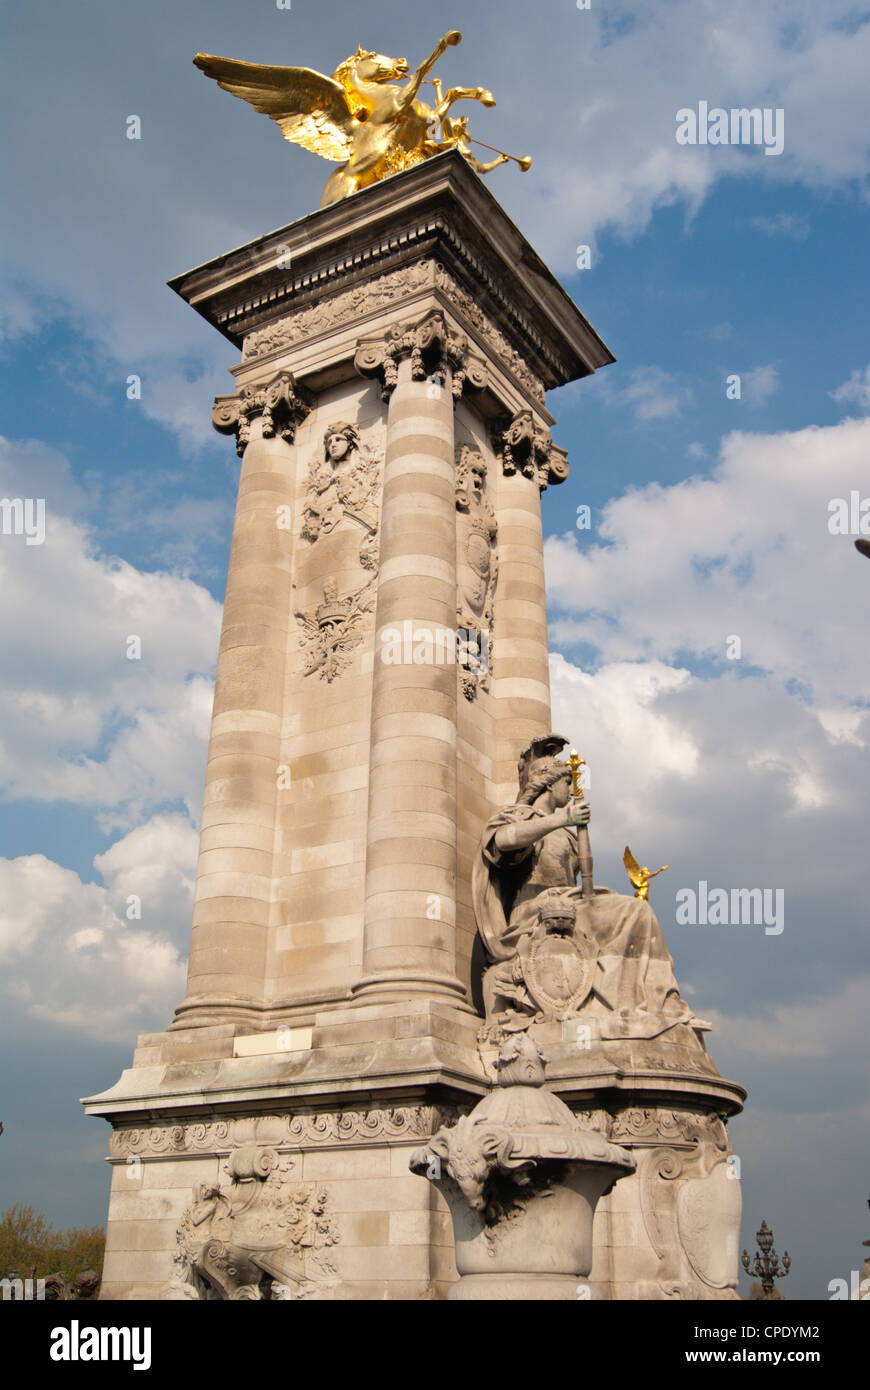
2,0 -> 869,1299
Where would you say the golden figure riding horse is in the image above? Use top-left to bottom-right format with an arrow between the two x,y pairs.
194,31 -> 530,206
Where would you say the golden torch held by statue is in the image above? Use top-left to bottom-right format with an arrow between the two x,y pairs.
568,748 -> 595,903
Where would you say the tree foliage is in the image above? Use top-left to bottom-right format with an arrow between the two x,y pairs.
0,1203 -> 104,1290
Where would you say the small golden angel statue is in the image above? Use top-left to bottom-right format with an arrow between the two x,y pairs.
194,31 -> 530,207
623,847 -> 669,902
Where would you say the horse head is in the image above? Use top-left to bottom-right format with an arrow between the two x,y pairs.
339,47 -> 409,92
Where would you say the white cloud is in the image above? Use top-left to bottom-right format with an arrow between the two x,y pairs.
545,412 -> 870,1035
546,644 -> 870,1030
139,366 -> 237,457
598,364 -> 691,421
0,436 -> 220,825
94,812 -> 198,924
0,813 -> 195,1041
697,322 -> 734,344
549,654 -> 700,831
487,1 -> 870,268
709,975 -> 870,1061
816,707 -> 865,746
752,212 -> 810,240
0,285 -> 49,343
832,365 -> 870,412
545,415 -> 870,717
742,365 -> 780,406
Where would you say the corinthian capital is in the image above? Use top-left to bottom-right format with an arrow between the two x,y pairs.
212,370 -> 312,456
495,410 -> 569,491
354,308 -> 487,401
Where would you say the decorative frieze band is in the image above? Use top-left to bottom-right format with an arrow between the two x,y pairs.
108,1102 -> 728,1161
434,265 -> 545,405
242,262 -> 434,361
609,1107 -> 730,1150
228,214 -> 567,388
240,261 -> 547,406
109,1104 -> 468,1159
212,369 -> 312,456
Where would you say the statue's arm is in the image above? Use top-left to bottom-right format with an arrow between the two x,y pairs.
493,803 -> 586,854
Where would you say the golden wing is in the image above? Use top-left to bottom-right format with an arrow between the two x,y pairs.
193,54 -> 356,162
623,845 -> 643,887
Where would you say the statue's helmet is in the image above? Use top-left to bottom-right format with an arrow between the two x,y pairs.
516,734 -> 572,804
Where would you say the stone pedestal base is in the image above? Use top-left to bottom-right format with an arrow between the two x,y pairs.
83,1001 -> 486,1300
450,1274 -> 601,1301
529,1022 -> 746,1300
85,1004 -> 744,1299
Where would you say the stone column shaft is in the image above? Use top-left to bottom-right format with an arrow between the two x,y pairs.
173,420 -> 297,1025
493,469 -> 553,802
353,357 -> 467,1004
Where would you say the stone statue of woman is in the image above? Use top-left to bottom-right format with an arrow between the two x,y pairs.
472,734 -> 708,1044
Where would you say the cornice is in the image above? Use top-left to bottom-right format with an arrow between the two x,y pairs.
169,150 -> 615,393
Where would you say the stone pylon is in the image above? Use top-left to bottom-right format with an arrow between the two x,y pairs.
83,151 -> 744,1300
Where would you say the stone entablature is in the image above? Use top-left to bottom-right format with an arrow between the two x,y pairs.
242,261 -> 548,407
169,153 -> 615,399
226,215 -> 566,390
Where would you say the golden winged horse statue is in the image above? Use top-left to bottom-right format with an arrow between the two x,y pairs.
194,31 -> 531,207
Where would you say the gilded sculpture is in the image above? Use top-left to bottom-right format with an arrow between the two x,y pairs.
624,846 -> 669,901
194,32 -> 531,206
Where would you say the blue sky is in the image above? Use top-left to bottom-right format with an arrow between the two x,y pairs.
2,0 -> 870,1299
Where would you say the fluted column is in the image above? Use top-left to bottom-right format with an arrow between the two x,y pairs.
352,313 -> 485,1005
172,374 -> 310,1026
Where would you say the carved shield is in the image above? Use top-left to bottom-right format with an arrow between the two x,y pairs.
676,1162 -> 742,1290
524,933 -> 597,1019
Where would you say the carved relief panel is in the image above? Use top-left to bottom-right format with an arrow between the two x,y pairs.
293,420 -> 384,683
606,1107 -> 742,1300
169,1144 -> 341,1301
455,445 -> 498,701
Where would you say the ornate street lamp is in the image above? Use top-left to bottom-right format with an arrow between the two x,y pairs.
742,1219 -> 791,1298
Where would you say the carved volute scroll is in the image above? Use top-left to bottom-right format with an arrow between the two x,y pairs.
355,307 -> 487,401
434,265 -> 546,405
212,370 -> 313,456
495,409 -> 569,491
